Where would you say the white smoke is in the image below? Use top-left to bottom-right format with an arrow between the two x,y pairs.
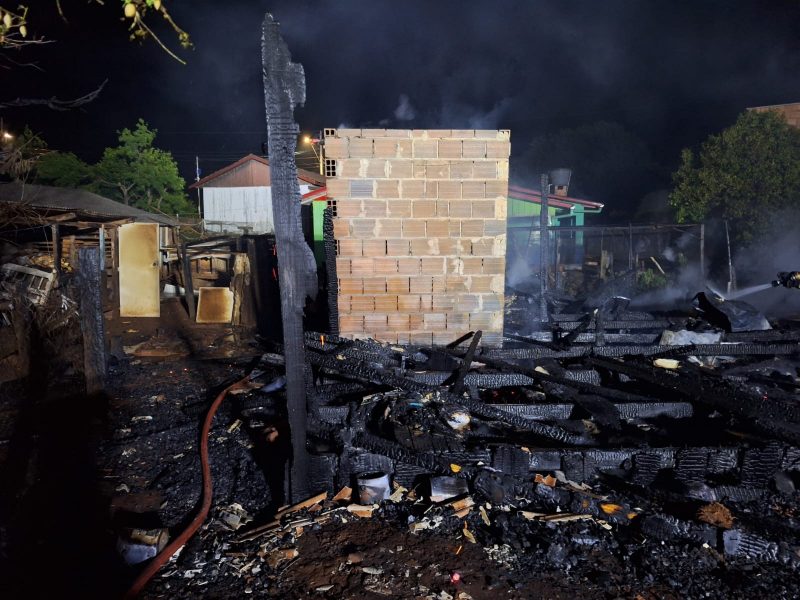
393,94 -> 416,121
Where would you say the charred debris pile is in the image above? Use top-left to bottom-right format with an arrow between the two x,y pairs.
132,290 -> 800,598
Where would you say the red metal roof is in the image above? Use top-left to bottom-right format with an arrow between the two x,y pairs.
189,154 -> 325,189
508,185 -> 604,210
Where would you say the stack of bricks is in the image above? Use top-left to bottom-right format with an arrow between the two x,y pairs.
324,128 -> 510,347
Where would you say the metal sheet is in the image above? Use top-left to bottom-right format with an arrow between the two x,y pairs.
196,287 -> 234,323
119,223 -> 160,317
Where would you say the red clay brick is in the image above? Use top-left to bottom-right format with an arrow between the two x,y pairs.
397,257 -> 421,274
446,313 -> 469,328
339,315 -> 363,332
472,161 -> 498,179
469,275 -> 493,293
425,219 -> 449,238
388,313 -> 410,331
336,199 -> 364,218
450,129 -> 475,138
431,276 -> 446,293
386,276 -> 410,294
364,313 -> 389,330
449,201 -> 471,218
438,180 -> 461,199
462,257 -> 484,274
323,138 -> 348,159
445,276 -> 468,293
337,295 -> 351,313
401,219 -> 426,238
349,257 -> 374,276
485,181 -> 508,198
388,160 -> 413,178
409,276 -> 433,294
412,200 -> 437,218
337,239 -> 362,256
362,278 -> 386,294
461,181 -> 486,198
409,314 -> 424,329
336,257 -> 352,275
420,257 -> 446,274
483,257 -> 505,274
350,295 -> 375,311
349,138 -> 374,158
362,239 -> 387,256
438,140 -> 462,159
375,180 -> 400,198
387,200 -> 412,218
486,140 -> 511,158
413,140 -> 438,159
449,220 -> 462,237
470,238 -> 494,255
471,200 -> 495,218
435,200 -> 449,217
374,295 -> 398,312
426,161 -> 449,179
398,295 -> 421,311
449,161 -> 473,178
432,294 -> 455,311
373,258 -> 399,274
375,218 -> 402,238
374,139 -> 403,158
423,313 -> 446,330
332,218 -> 350,238
366,159 -> 388,179
461,219 -> 484,237
419,294 -> 433,311
350,219 -> 376,238
424,181 -> 439,198
462,140 -> 487,158
399,179 -> 425,198
469,313 -> 491,329
410,332 -> 433,345
386,239 -> 410,256
484,219 -> 506,236
337,277 -> 362,294
456,294 -> 480,312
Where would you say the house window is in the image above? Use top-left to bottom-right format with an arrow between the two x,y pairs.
324,158 -> 337,178
324,128 -> 336,137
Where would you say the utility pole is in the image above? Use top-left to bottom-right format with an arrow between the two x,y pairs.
195,156 -> 202,218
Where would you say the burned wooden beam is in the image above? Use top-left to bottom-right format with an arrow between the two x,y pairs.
262,12 -> 317,501
77,247 -> 106,394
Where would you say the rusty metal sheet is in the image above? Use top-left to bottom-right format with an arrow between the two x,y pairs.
196,287 -> 234,323
118,223 -> 160,317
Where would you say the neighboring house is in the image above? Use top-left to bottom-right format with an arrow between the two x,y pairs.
748,102 -> 800,128
189,154 -> 325,235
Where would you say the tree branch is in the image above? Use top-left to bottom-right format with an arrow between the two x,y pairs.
0,79 -> 107,111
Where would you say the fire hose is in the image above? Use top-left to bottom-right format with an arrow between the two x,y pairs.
123,375 -> 255,599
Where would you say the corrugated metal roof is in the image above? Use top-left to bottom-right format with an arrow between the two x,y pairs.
0,182 -> 178,226
189,154 -> 325,189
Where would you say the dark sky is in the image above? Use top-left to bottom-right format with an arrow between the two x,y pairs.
5,0 -> 800,199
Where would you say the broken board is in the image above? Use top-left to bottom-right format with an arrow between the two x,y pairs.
196,287 -> 234,323
118,223 -> 160,317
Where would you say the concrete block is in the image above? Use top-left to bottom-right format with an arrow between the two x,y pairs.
337,239 -> 362,256
387,200 -> 412,218
449,201 -> 471,218
386,276 -> 410,294
450,129 -> 476,138
461,219 -> 484,237
456,294 -> 481,312
398,295 -> 421,312
471,200 -> 495,218
397,257 -> 421,274
375,218 -> 402,238
323,138 -> 348,159
350,295 -> 375,312
463,257 -> 484,274
425,219 -> 450,238
338,277 -> 362,294
438,181 -> 461,199
338,159 -> 361,177
363,278 -> 387,294
449,220 -> 462,237
462,181 -> 486,199
374,139 -> 404,158
361,128 -> 387,137
401,219 -> 426,238
412,200 -> 437,218
486,141 -> 511,158
386,239 -> 410,256
470,238 -> 494,256
365,159 -> 389,179
388,160 -> 413,178
413,140 -> 438,159
438,140 -> 463,159
435,200 -> 450,217
375,180 -> 400,198
413,161 -> 427,178
362,239 -> 387,256
421,257 -> 446,274
351,219 -> 376,238
416,129 -> 452,138
349,138 -> 374,158
480,294 -> 503,311
336,128 -> 362,138
373,258 -> 400,274
424,181 -> 439,198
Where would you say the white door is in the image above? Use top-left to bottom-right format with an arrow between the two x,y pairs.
118,223 -> 160,317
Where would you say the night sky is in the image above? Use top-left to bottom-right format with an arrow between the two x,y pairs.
4,0 -> 800,211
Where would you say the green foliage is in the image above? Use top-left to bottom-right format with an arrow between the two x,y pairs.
670,110 -> 800,244
0,126 -> 48,180
35,151 -> 91,187
636,268 -> 668,291
91,119 -> 194,215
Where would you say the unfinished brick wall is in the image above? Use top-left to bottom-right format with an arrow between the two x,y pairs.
325,128 -> 510,347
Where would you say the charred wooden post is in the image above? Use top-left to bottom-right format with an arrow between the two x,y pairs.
180,242 -> 196,321
78,247 -> 106,394
262,12 -> 317,500
539,173 -> 550,323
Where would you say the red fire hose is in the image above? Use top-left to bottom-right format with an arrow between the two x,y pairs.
123,375 -> 253,599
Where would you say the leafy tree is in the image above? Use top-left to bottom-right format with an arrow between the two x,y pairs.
521,121 -> 664,216
91,119 -> 193,214
35,151 -> 91,187
670,110 -> 800,244
0,126 -> 48,180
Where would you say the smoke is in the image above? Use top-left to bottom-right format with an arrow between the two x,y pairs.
393,95 -> 417,121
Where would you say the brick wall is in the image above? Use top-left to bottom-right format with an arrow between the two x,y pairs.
325,128 -> 510,347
